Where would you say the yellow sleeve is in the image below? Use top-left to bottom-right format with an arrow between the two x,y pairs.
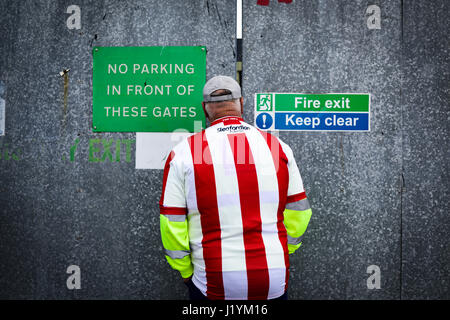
283,197 -> 312,254
160,213 -> 193,278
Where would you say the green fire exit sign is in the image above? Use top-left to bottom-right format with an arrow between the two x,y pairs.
92,46 -> 206,132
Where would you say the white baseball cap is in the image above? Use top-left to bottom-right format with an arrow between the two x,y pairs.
203,75 -> 242,102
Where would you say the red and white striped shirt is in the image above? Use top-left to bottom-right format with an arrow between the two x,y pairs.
160,116 -> 306,300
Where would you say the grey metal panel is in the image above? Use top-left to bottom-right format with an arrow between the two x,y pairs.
0,0 -> 235,299
401,0 -> 450,300
243,0 -> 403,299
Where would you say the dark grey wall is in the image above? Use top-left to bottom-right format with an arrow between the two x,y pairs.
0,0 -> 448,299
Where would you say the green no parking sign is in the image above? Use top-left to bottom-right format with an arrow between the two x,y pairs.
92,46 -> 206,132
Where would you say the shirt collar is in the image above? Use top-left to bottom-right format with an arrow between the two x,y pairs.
211,116 -> 244,126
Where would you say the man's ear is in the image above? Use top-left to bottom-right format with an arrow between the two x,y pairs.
240,97 -> 244,115
202,102 -> 210,121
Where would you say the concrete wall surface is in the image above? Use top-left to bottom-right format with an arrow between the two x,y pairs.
0,0 -> 448,299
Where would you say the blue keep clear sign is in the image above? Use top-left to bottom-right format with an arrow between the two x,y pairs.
254,93 -> 370,132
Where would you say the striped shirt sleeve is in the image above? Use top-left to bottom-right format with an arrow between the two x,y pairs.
159,149 -> 193,278
279,139 -> 312,254
279,140 -> 306,202
159,150 -> 187,214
